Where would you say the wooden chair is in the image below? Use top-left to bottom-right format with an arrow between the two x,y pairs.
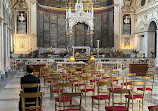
58,92 -> 83,111
105,89 -> 131,111
137,76 -> 154,103
50,77 -> 66,100
123,73 -> 136,89
80,76 -> 96,107
92,81 -> 112,111
125,81 -> 146,111
55,82 -> 74,111
20,92 -> 44,111
43,68 -> 54,86
111,77 -> 125,90
74,73 -> 87,92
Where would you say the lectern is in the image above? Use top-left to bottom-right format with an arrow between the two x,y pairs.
129,64 -> 148,76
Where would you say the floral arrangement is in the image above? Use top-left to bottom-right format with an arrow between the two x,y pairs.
116,49 -> 123,53
132,49 -> 139,54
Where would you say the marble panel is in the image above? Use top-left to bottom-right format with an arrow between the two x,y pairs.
94,14 -> 101,48
38,11 -> 44,47
108,11 -> 114,47
50,24 -> 57,48
44,21 -> 50,48
58,15 -> 66,48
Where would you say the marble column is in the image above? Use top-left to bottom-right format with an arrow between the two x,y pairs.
155,30 -> 158,66
143,32 -> 148,58
90,30 -> 94,48
7,27 -> 10,70
66,33 -> 73,56
0,19 -> 5,74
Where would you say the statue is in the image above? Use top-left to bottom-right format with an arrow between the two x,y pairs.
19,13 -> 25,22
124,16 -> 130,24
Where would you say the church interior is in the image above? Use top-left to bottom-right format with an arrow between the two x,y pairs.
1,0 -> 158,111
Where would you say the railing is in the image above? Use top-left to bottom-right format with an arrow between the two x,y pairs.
11,58 -> 155,72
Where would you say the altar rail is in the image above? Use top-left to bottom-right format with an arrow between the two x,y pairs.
10,58 -> 155,71
97,58 -> 155,72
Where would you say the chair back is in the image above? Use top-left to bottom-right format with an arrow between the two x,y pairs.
112,77 -> 125,89
20,92 -> 44,111
101,73 -> 112,80
111,71 -> 120,77
57,82 -> 74,93
131,81 -> 146,96
125,73 -> 136,88
83,76 -> 96,88
21,83 -> 40,93
97,81 -> 112,96
61,92 -> 83,111
105,69 -> 112,74
142,76 -> 154,88
110,89 -> 131,111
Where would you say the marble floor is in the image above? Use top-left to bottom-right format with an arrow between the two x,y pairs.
0,71 -> 158,111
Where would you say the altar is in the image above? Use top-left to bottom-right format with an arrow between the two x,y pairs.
72,46 -> 90,61
56,61 -> 86,71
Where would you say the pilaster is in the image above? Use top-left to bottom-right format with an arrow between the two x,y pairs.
0,18 -> 5,74
143,32 -> 148,58
3,22 -> 8,71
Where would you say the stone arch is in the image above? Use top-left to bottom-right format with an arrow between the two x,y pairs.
147,18 -> 158,30
147,18 -> 158,58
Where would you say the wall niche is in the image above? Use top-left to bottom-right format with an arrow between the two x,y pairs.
123,14 -> 131,35
17,11 -> 27,34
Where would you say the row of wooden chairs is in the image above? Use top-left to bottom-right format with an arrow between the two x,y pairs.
51,80 -> 147,111
41,65 -> 155,111
49,74 -> 148,111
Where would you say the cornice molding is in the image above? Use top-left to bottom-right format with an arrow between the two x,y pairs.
136,2 -> 158,15
30,0 -> 37,5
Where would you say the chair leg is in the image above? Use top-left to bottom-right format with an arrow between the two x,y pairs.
55,102 -> 57,111
98,99 -> 100,111
151,91 -> 153,104
92,98 -> 93,111
142,99 -> 144,111
139,100 -> 141,110
85,92 -> 87,107
132,99 -> 134,111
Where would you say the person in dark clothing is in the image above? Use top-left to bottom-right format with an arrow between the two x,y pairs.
19,65 -> 40,111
